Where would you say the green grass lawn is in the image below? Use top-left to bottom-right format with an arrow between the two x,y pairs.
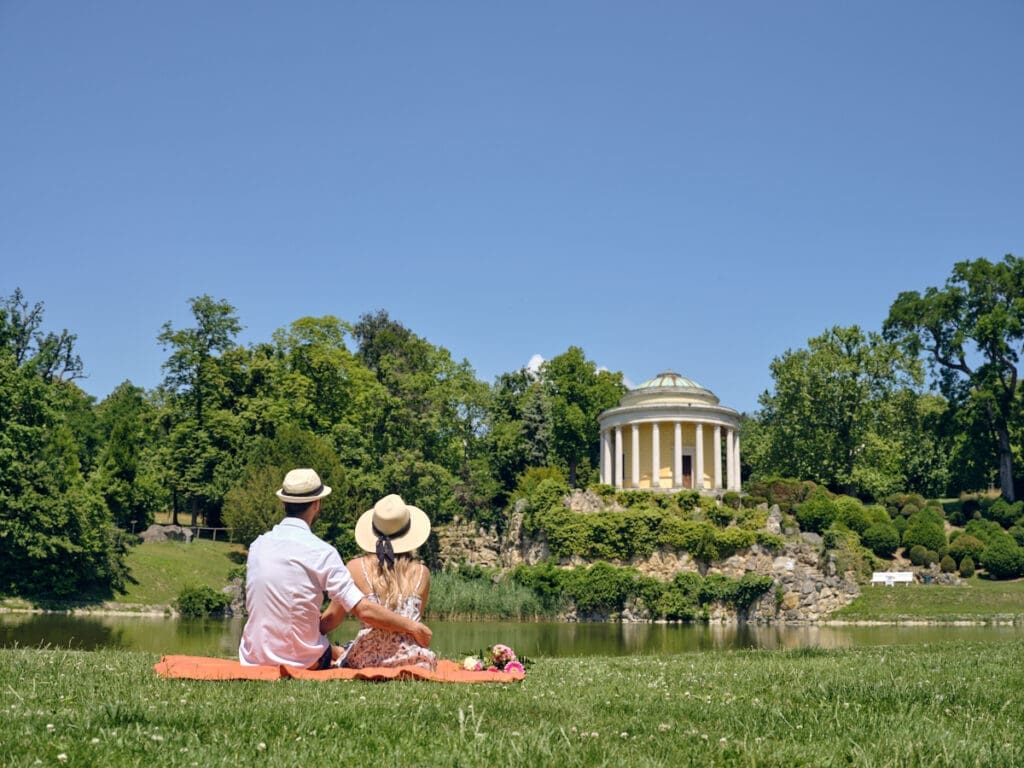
113,540 -> 246,608
833,577 -> 1024,622
2,641 -> 1023,767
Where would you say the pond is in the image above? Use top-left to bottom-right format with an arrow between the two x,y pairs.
2,612 -> 1022,658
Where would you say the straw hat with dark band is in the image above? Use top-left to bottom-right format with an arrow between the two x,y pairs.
276,468 -> 333,503
355,494 -> 431,567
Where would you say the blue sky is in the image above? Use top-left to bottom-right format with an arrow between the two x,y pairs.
2,2 -> 1021,414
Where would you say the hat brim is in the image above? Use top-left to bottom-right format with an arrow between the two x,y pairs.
275,485 -> 332,503
354,503 -> 431,554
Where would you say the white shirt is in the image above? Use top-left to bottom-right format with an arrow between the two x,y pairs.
238,517 -> 365,667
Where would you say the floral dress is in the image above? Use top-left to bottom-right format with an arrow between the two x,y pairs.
337,561 -> 437,670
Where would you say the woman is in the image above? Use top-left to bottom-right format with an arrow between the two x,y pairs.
332,494 -> 436,670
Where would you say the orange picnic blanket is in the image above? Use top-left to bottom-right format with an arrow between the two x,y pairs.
154,655 -> 524,683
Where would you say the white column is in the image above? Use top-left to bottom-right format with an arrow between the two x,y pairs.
695,423 -> 704,490
614,427 -> 623,490
713,425 -> 722,489
726,428 -> 735,491
733,434 -> 741,491
673,422 -> 682,488
631,424 -> 640,489
600,429 -> 610,485
651,423 -> 660,488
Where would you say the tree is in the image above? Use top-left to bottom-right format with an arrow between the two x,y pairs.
157,296 -> 244,527
222,425 -> 350,551
484,368 -> 552,502
351,310 -> 492,522
0,291 -> 128,598
884,255 -> 1024,500
541,347 -> 626,487
94,382 -> 167,531
749,326 -> 925,498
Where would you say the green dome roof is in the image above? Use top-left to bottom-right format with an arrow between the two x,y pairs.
635,371 -> 705,391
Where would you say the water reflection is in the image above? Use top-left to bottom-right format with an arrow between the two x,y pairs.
1,613 -> 1020,658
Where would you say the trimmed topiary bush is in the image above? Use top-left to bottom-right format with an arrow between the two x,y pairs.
794,494 -> 837,534
958,556 -> 975,578
979,536 -> 1024,579
948,534 -> 985,563
861,522 -> 900,557
908,544 -> 928,566
939,555 -> 957,573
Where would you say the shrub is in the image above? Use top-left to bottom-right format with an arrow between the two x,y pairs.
948,534 -> 985,563
616,489 -> 656,509
834,496 -> 872,535
564,562 -> 635,614
959,556 -> 976,578
705,503 -> 735,527
987,499 -> 1024,528
510,561 -> 567,612
673,490 -> 701,511
980,536 -> 1024,579
762,477 -> 812,512
794,494 -> 837,534
908,545 -> 928,566
721,491 -> 742,510
528,477 -> 570,514
940,555 -> 957,573
861,522 -> 900,558
924,550 -> 939,567
865,504 -> 892,526
1009,525 -> 1024,548
175,585 -> 231,618
902,514 -> 946,553
715,526 -> 756,556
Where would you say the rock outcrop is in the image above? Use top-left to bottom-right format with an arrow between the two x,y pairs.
434,497 -> 865,623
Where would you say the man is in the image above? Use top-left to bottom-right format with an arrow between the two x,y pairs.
239,468 -> 432,669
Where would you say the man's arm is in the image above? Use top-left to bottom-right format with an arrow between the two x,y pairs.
319,600 -> 347,635
351,599 -> 432,648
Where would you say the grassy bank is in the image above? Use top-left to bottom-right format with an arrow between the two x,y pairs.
833,577 -> 1024,622
2,642 -> 1023,767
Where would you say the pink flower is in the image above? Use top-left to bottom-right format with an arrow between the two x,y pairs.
487,665 -> 499,672
462,656 -> 483,671
491,643 -> 517,666
503,660 -> 525,675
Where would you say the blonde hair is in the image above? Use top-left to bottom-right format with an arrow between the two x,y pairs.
365,554 -> 423,610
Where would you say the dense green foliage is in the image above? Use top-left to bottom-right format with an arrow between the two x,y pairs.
173,584 -> 232,617
885,254 -> 1024,501
5,255 -> 1024,598
510,560 -> 774,620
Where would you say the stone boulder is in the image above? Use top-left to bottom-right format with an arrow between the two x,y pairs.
138,524 -> 193,543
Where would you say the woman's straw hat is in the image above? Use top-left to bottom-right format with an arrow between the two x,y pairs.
354,494 -> 431,554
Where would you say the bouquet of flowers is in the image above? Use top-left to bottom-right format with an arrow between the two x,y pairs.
462,643 -> 526,675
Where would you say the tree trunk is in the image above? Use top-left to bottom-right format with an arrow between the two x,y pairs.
997,424 -> 1016,502
171,489 -> 179,526
568,458 -> 578,488
190,495 -> 199,529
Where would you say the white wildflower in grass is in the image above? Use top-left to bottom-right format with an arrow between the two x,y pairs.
46,723 -> 55,732
257,743 -> 266,752
151,734 -> 164,742
658,724 -> 671,732
91,738 -> 100,744
719,737 -> 728,745
57,755 -> 67,763
620,732 -> 628,739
